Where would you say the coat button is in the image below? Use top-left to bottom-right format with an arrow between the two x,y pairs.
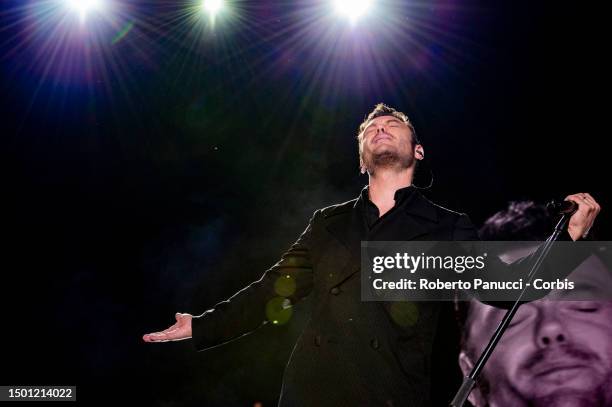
330,287 -> 340,295
314,335 -> 321,347
370,337 -> 380,350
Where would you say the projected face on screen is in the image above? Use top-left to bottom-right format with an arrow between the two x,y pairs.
459,253 -> 612,407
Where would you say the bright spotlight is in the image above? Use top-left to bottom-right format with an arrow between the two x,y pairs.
202,0 -> 224,16
334,0 -> 372,23
66,0 -> 103,22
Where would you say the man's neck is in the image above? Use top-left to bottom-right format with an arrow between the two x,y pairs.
367,169 -> 413,217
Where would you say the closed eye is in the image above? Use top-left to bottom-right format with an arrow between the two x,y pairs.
564,301 -> 601,313
572,306 -> 600,313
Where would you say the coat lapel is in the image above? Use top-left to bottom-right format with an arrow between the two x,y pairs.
322,200 -> 363,289
322,188 -> 440,288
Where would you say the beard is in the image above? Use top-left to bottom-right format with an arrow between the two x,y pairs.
518,344 -> 612,407
528,392 -> 606,407
362,148 -> 415,176
489,369 -> 612,407
481,379 -> 612,407
527,373 -> 612,407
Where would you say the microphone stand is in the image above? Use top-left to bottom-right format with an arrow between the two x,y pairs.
449,203 -> 577,407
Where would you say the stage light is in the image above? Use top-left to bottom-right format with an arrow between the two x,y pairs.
66,0 -> 103,22
333,0 -> 372,23
202,0 -> 224,16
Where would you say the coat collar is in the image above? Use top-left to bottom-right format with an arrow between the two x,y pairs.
324,185 -> 439,223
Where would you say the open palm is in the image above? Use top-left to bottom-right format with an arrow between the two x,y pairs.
143,313 -> 193,342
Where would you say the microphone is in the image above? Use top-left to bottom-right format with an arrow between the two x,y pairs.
546,199 -> 578,215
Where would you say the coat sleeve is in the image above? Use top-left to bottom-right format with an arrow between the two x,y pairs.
191,210 -> 319,351
452,213 -> 591,306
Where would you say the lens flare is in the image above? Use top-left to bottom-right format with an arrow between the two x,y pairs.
202,0 -> 223,16
333,0 -> 372,23
66,0 -> 103,22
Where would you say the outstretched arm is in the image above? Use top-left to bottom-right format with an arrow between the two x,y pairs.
454,192 -> 601,305
142,210 -> 319,350
454,192 -> 600,242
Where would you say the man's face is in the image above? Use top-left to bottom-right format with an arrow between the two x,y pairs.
358,115 -> 421,174
461,254 -> 612,407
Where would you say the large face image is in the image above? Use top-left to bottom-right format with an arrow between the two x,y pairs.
461,254 -> 612,407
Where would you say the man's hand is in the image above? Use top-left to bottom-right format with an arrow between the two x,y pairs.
143,313 -> 193,342
565,192 -> 601,241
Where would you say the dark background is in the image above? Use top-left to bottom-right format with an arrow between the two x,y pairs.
1,0 -> 608,405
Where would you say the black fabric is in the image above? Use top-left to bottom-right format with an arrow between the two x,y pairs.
191,187 -> 587,407
360,185 -> 417,230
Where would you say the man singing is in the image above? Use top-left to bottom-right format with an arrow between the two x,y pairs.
143,103 -> 600,406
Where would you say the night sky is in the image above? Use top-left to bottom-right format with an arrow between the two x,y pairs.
1,1 -> 609,405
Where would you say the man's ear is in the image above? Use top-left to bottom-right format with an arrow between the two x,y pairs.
415,144 -> 424,160
458,351 -> 486,407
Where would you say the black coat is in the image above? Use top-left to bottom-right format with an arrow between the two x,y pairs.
191,189 -> 583,406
